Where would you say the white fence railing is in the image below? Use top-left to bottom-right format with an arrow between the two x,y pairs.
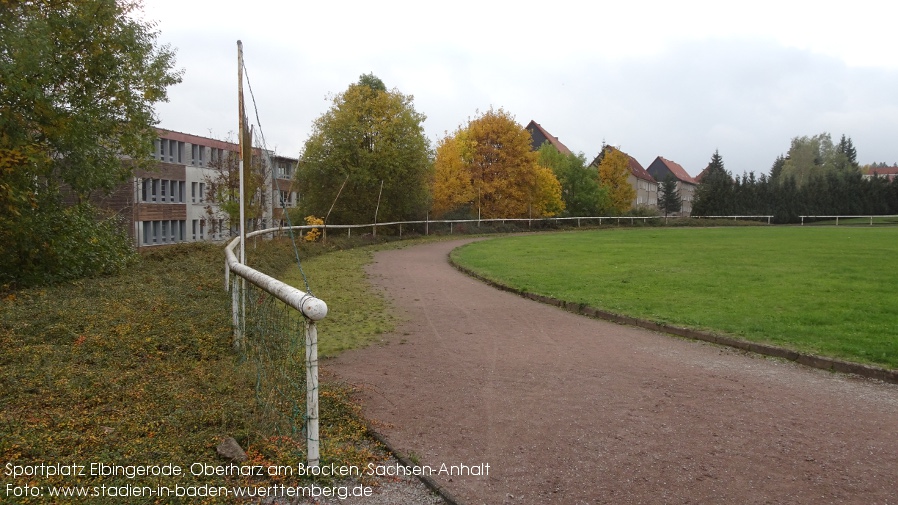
318,216 -> 672,238
224,228 -> 327,467
309,215 -> 776,237
691,215 -> 773,224
799,215 -> 898,225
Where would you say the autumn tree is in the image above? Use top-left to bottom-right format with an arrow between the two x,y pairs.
596,147 -> 635,214
431,108 -> 564,219
537,144 -> 609,216
431,133 -> 476,217
0,0 -> 181,286
296,74 -> 431,225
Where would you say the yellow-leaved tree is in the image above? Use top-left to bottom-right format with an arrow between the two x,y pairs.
431,133 -> 476,217
597,147 -> 636,214
431,108 -> 564,218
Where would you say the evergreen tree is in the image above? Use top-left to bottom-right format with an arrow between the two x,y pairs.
770,154 -> 786,181
835,134 -> 859,171
692,150 -> 732,216
658,175 -> 682,218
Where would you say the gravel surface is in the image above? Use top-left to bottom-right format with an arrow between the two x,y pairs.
326,238 -> 898,505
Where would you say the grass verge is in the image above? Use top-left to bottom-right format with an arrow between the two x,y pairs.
0,238 -> 389,504
451,227 -> 898,369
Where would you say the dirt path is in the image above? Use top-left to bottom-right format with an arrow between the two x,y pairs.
325,238 -> 898,505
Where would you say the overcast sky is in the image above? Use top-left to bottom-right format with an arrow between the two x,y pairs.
144,0 -> 898,177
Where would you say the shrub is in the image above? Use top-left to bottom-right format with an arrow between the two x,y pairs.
1,203 -> 135,288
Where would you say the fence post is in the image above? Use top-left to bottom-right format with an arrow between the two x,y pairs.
231,276 -> 242,350
305,319 -> 320,467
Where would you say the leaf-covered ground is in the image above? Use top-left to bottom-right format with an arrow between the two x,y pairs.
0,239 -> 386,504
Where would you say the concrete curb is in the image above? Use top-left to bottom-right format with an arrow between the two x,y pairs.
449,257 -> 898,386
366,426 -> 464,505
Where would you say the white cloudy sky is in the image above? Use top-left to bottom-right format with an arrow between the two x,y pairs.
144,0 -> 898,177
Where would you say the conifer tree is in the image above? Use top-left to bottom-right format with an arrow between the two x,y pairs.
692,150 -> 732,216
658,175 -> 682,218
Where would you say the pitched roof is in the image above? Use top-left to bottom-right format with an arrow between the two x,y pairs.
626,153 -> 655,183
525,120 -> 573,156
694,165 -> 711,183
654,156 -> 697,185
863,166 -> 898,176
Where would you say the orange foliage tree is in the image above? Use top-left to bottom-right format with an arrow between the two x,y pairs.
598,147 -> 636,214
431,108 -> 563,219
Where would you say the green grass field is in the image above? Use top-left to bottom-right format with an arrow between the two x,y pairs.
451,227 -> 898,369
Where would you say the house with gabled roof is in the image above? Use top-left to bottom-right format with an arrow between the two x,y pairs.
589,146 -> 658,209
862,165 -> 898,181
646,156 -> 697,215
525,120 -> 574,156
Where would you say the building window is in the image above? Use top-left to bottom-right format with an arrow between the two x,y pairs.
140,220 -> 187,245
139,179 -> 186,203
191,144 -> 206,166
277,161 -> 293,178
279,190 -> 296,207
198,182 -> 205,203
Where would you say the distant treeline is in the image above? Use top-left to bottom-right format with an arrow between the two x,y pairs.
692,134 -> 898,223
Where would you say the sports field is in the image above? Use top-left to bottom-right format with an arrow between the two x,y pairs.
451,227 -> 898,369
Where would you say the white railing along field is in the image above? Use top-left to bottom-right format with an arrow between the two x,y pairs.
225,228 -> 327,467
799,215 -> 898,225
311,215 -> 775,238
